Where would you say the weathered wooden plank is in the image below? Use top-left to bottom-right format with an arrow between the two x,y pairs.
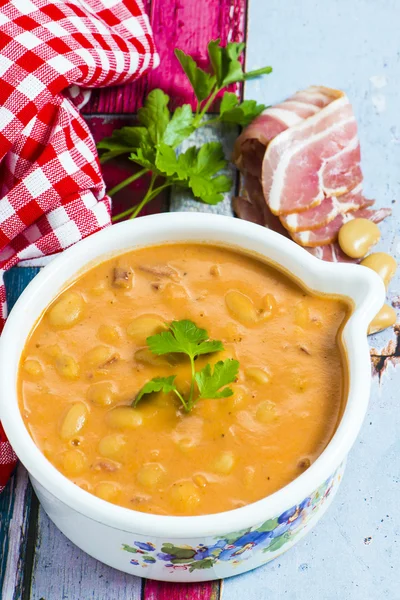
0,466 -> 36,600
85,115 -> 168,218
169,120 -> 237,215
85,0 -> 246,114
143,580 -> 221,600
0,268 -> 40,600
29,508 -> 142,600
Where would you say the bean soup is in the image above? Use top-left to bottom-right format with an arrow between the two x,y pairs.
19,244 -> 350,516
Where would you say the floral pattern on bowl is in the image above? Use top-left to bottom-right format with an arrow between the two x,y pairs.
122,469 -> 340,572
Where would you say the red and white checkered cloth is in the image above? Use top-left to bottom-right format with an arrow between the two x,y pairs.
0,0 -> 158,492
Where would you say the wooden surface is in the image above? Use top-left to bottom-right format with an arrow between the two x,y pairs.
1,0 -> 399,599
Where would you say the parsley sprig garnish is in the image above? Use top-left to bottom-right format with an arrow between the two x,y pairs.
133,320 -> 239,412
97,40 -> 272,220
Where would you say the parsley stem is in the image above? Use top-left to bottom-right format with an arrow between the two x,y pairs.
200,116 -> 220,126
129,181 -> 171,219
173,388 -> 189,412
108,168 -> 149,197
129,172 -> 156,219
112,205 -> 140,222
112,181 -> 171,222
188,355 -> 196,410
195,87 -> 221,125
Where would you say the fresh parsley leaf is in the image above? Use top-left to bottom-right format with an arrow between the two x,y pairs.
134,376 -> 177,407
195,359 -> 240,399
219,93 -> 267,126
187,173 -> 232,205
219,91 -> 239,114
155,143 -> 180,177
175,49 -> 216,101
97,126 -> 150,163
137,89 -> 171,144
163,105 -> 195,148
207,39 -> 246,88
147,320 -> 224,360
135,320 -> 238,412
176,146 -> 197,172
194,142 -> 227,176
98,40 -> 273,221
156,142 -> 232,205
129,146 -> 156,170
182,142 -> 232,204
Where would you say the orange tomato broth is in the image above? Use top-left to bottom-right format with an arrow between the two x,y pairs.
18,243 -> 350,516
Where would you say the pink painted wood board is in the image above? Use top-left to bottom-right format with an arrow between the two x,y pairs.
143,580 -> 221,600
85,0 -> 247,114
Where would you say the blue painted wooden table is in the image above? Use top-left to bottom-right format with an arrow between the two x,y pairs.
1,1 -> 399,599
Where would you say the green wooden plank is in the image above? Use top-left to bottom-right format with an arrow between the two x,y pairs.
1,269 -> 40,600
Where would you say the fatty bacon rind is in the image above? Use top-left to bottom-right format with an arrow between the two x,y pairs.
291,207 -> 392,247
279,183 -> 374,233
233,85 -> 391,259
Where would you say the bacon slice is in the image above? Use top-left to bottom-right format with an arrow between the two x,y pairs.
292,207 -> 392,247
263,96 -> 359,215
232,85 -> 391,262
233,175 -> 289,237
280,184 -> 374,233
306,244 -> 359,263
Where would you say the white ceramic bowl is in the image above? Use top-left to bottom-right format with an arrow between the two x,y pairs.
0,213 -> 385,582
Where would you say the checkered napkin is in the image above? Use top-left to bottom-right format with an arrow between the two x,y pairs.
0,0 -> 158,492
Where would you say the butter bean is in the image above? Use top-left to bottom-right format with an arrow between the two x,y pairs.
84,346 -> 116,369
294,303 -> 310,328
256,400 -> 278,423
213,451 -> 235,475
98,434 -> 126,459
55,355 -> 80,380
106,406 -> 143,429
175,437 -> 196,452
193,474 -> 208,488
127,315 -> 166,342
259,293 -> 277,320
136,463 -> 164,488
338,218 -> 381,259
87,382 -> 115,407
360,252 -> 397,289
23,359 -> 43,377
368,304 -> 397,335
245,367 -> 271,385
48,291 -> 84,329
170,481 -> 200,513
44,344 -> 62,360
135,348 -> 168,367
225,290 -> 258,325
98,324 -> 121,345
60,402 -> 88,440
63,449 -> 87,476
223,389 -> 245,412
95,482 -> 119,502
